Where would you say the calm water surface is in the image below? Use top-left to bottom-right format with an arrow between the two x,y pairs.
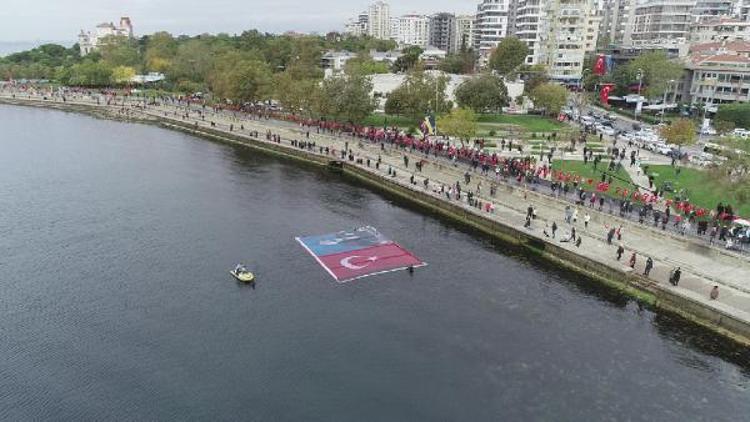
1,105 -> 749,421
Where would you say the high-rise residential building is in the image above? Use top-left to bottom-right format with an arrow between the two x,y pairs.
538,0 -> 601,82
631,0 -> 694,47
513,0 -> 599,80
368,1 -> 391,40
599,0 -> 637,46
514,0 -> 545,64
345,11 -> 369,36
475,0 -> 512,61
693,0 -> 735,21
740,0 -> 750,21
390,17 -> 401,41
454,15 -> 476,52
430,13 -> 456,52
689,17 -> 750,41
396,14 -> 431,47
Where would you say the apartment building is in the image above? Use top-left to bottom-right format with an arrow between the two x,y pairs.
368,1 -> 391,40
430,13 -> 456,53
686,40 -> 750,105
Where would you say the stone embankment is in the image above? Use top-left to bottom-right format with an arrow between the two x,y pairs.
3,93 -> 750,346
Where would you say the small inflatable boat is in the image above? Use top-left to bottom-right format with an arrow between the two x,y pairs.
230,269 -> 255,283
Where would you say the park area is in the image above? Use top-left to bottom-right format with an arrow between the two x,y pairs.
644,165 -> 750,217
362,112 -> 570,140
549,160 -> 749,217
552,160 -> 634,193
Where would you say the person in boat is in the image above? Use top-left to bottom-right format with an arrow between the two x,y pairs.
235,263 -> 247,274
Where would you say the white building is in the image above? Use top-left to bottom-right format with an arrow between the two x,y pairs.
368,1 -> 391,40
631,0 -> 695,48
475,0 -> 513,62
454,15 -> 476,52
599,0 -> 637,46
686,40 -> 750,106
395,14 -> 431,47
78,17 -> 133,56
513,0 -> 599,81
740,0 -> 750,21
689,17 -> 750,42
540,0 -> 601,82
345,11 -> 369,36
515,0 -> 546,64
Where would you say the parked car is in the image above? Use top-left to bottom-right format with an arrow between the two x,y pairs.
733,128 -> 750,138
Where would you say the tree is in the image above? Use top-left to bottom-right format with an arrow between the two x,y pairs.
715,103 -> 750,129
274,71 -> 322,117
98,36 -> 141,69
144,32 -> 177,72
531,83 -> 568,116
454,74 -> 508,113
714,120 -> 735,135
317,73 -> 377,123
168,38 -> 215,88
210,52 -> 272,104
68,61 -> 113,86
437,108 -> 477,142
625,51 -> 683,100
392,46 -> 423,73
111,65 -> 136,84
438,50 -> 476,74
344,52 -> 390,75
488,37 -> 529,77
520,64 -> 549,95
660,118 -> 697,150
709,137 -> 750,210
384,71 -> 450,119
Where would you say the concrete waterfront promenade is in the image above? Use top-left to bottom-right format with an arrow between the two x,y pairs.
3,92 -> 750,345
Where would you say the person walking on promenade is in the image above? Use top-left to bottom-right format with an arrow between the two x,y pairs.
552,221 -> 558,238
616,225 -> 623,241
644,257 -> 654,277
572,207 -> 579,224
629,252 -> 637,269
607,227 -> 616,245
669,267 -> 681,286
584,213 -> 591,230
710,286 -> 719,300
616,244 -> 625,261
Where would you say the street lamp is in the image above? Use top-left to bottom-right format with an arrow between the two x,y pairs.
659,79 -> 676,125
699,76 -> 717,143
635,68 -> 644,121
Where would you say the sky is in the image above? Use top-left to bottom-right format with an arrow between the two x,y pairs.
0,0 -> 477,42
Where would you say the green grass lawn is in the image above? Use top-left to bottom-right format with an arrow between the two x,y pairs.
361,113 -> 417,128
644,165 -> 750,216
476,114 -> 566,132
553,160 -> 634,193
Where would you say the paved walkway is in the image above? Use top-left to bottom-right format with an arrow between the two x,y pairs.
3,92 -> 750,335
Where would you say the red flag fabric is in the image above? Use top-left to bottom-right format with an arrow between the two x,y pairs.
594,54 -> 606,76
600,84 -> 614,105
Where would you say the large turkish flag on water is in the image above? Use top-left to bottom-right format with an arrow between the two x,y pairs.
317,243 -> 424,282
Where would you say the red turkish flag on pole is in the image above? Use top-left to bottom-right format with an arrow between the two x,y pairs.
594,54 -> 606,76
600,84 -> 614,106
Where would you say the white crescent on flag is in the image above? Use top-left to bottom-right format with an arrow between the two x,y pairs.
340,255 -> 378,270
